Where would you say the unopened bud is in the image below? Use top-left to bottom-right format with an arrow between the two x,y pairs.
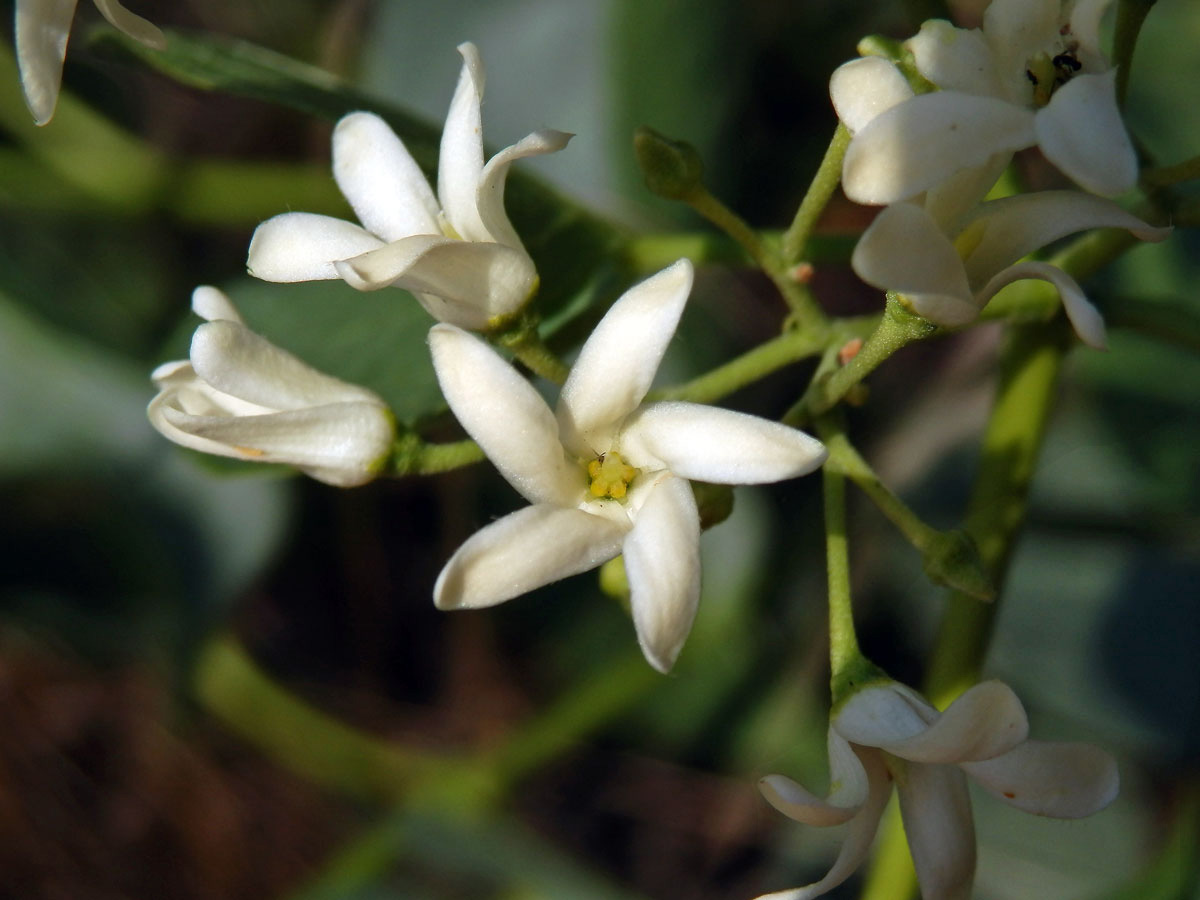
634,126 -> 705,200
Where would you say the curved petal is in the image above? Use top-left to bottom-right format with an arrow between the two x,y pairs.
191,320 -> 384,410
429,324 -> 582,506
15,0 -> 77,125
961,190 -> 1171,287
962,739 -> 1119,818
829,57 -> 914,135
335,236 -> 536,328
191,285 -> 243,323
557,260 -> 693,457
896,761 -> 976,900
880,681 -> 1028,763
852,202 -> 972,301
843,92 -> 1036,205
1035,71 -> 1137,197
433,504 -> 627,610
437,42 -> 487,242
619,402 -> 826,484
977,260 -> 1107,349
332,112 -> 440,242
623,473 -> 700,673
475,129 -> 573,248
1068,0 -> 1116,68
156,402 -> 393,486
903,291 -> 985,328
907,19 -> 1004,97
247,212 -> 384,282
753,746 -> 893,900
835,682 -> 934,748
758,730 -> 871,826
922,151 -> 1013,234
92,0 -> 165,48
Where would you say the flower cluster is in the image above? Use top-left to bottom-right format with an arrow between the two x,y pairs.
757,679 -> 1118,900
830,0 -> 1169,344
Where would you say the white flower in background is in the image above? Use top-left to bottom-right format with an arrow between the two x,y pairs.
832,0 -> 1138,205
849,190 -> 1170,348
756,679 -> 1119,900
148,287 -> 395,487
429,259 -> 827,673
14,0 -> 165,125
247,42 -> 571,331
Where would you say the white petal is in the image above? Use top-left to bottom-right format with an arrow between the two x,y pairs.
557,260 -> 693,457
474,129 -> 573,248
851,202 -> 972,301
977,260 -> 1108,349
433,504 -> 627,610
247,212 -> 384,282
332,112 -> 440,242
983,0 -> 1060,76
1068,0 -> 1116,68
619,402 -> 826,484
622,473 -> 700,673
896,762 -> 976,900
15,0 -> 77,125
429,324 -> 583,506
758,729 -> 871,826
879,681 -> 1029,763
843,92 -> 1036,205
753,746 -> 893,900
155,402 -> 393,486
334,235 -> 536,329
829,58 -> 914,135
1035,71 -> 1137,197
922,151 -> 1013,234
960,191 -> 1172,288
437,42 -> 487,242
92,0 -> 165,49
962,739 -> 1119,818
191,285 -> 243,323
907,19 -> 1004,97
835,682 -> 934,748
191,320 -> 384,410
904,291 -> 985,328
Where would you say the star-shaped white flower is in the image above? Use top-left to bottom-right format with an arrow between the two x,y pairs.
247,42 -> 571,331
849,190 -> 1170,348
832,0 -> 1137,205
756,679 -> 1119,900
148,287 -> 395,487
15,0 -> 165,125
429,259 -> 827,672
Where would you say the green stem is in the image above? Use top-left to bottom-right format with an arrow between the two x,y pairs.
785,296 -> 936,425
820,426 -> 993,600
1141,154 -> 1200,188
781,123 -> 851,266
623,231 -> 858,275
387,434 -> 485,477
496,323 -> 570,384
922,322 -> 1068,704
823,465 -> 861,688
685,186 -> 828,329
1113,0 -> 1159,106
653,316 -> 875,405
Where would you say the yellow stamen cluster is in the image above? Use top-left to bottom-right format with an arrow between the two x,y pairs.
587,451 -> 637,500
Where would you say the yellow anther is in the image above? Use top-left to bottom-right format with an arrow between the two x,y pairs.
584,450 -> 638,500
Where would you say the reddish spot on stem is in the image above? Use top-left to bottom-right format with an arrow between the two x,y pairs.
838,338 -> 864,366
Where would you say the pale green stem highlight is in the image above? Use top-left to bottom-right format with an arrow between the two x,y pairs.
387,434 -> 485,477
781,123 -> 851,266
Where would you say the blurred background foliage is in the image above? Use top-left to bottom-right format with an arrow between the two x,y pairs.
0,1 -> 1197,898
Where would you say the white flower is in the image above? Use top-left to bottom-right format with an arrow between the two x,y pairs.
850,190 -> 1171,348
247,42 -> 571,331
14,0 -> 165,125
148,287 -> 395,487
832,0 -> 1138,205
429,259 -> 827,672
756,679 -> 1119,900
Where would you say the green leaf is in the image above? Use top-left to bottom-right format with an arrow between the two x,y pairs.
91,27 -> 629,321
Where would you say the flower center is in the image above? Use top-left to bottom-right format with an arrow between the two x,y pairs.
586,451 -> 638,500
1024,47 -> 1082,107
